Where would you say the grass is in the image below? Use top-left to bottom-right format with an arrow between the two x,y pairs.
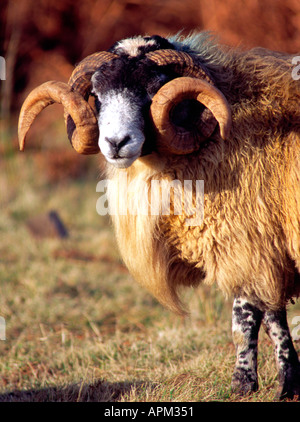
0,120 -> 299,402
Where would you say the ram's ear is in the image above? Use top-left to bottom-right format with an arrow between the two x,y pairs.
68,51 -> 118,97
90,70 -> 104,94
18,81 -> 100,154
150,77 -> 231,154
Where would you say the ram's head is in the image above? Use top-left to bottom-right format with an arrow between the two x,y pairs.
18,36 -> 231,169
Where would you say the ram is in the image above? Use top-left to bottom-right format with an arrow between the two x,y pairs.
18,32 -> 300,400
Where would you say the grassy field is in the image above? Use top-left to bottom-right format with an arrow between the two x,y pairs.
0,120 -> 299,403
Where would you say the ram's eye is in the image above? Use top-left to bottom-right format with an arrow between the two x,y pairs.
94,97 -> 101,113
147,74 -> 170,97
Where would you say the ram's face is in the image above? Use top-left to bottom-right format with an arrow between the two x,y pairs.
18,35 -> 231,164
91,58 -> 170,169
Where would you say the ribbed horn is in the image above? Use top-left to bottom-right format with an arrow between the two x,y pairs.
146,49 -> 214,83
150,77 -> 231,155
68,51 -> 118,97
18,51 -> 117,155
18,81 -> 99,154
65,51 -> 118,152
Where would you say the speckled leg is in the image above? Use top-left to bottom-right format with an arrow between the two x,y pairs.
262,308 -> 300,400
231,297 -> 263,395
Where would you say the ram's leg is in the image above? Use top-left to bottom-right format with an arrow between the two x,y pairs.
262,308 -> 300,400
231,297 -> 263,394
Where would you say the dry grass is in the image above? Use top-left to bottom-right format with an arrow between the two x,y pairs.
0,122 -> 299,403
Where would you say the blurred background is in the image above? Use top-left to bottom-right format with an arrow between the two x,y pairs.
1,0 -> 300,125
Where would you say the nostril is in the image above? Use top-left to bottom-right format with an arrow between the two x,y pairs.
105,137 -> 118,152
118,135 -> 131,149
105,135 -> 131,156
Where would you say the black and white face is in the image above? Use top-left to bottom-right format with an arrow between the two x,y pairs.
91,36 -> 175,169
93,86 -> 148,169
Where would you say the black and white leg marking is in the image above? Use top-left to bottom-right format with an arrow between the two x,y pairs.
262,308 -> 300,400
231,297 -> 263,394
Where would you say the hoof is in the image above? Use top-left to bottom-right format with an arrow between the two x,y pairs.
275,366 -> 300,401
231,368 -> 258,395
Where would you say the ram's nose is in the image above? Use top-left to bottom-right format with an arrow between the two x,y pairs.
104,135 -> 131,158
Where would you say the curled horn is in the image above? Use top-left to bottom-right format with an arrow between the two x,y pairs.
147,50 -> 232,154
150,77 -> 232,154
18,51 -> 117,155
146,49 -> 214,84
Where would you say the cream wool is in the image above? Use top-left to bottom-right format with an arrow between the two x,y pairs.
106,128 -> 299,315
